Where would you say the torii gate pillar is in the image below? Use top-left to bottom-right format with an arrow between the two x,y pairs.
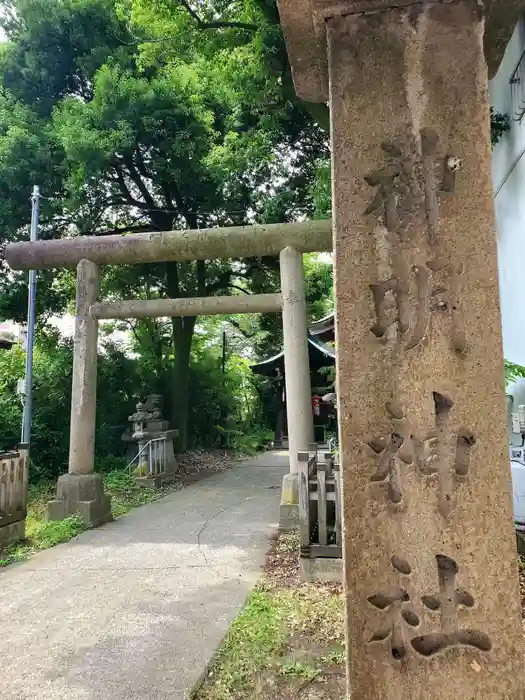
277,0 -> 525,697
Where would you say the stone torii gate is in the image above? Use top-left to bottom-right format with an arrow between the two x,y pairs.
6,220 -> 332,529
274,0 -> 524,699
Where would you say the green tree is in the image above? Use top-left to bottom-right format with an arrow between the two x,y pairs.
0,0 -> 329,452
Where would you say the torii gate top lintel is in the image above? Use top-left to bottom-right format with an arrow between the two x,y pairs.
5,219 -> 333,271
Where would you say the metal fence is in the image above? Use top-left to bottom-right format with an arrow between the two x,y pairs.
0,444 -> 29,530
298,448 -> 342,559
127,437 -> 167,478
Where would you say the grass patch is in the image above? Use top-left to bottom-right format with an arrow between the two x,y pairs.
280,659 -> 320,682
104,470 -> 163,518
194,533 -> 346,700
199,590 -> 288,700
0,480 -> 86,567
0,517 -> 85,567
0,469 -> 166,568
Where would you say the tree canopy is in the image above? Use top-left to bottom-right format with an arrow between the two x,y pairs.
0,0 -> 332,457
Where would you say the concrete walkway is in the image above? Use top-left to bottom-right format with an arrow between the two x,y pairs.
0,452 -> 288,700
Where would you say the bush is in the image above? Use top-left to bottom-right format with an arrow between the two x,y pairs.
0,331 -> 145,482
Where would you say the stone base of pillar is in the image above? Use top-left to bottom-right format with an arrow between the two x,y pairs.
135,472 -> 175,489
0,520 -> 25,548
47,473 -> 112,527
279,472 -> 299,532
300,557 -> 343,583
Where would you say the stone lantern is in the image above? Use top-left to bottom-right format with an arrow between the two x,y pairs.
122,395 -> 179,487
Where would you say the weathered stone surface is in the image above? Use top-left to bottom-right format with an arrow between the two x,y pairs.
300,556 -> 343,583
277,0 -> 525,102
48,473 -> 112,527
325,2 -> 524,698
91,293 -> 283,320
279,503 -> 299,532
280,247 -> 315,475
6,220 -> 333,270
279,472 -> 300,531
0,520 -> 25,548
69,259 -> 99,476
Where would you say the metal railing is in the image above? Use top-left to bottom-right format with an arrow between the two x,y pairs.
127,437 -> 167,478
0,445 -> 29,529
510,48 -> 525,122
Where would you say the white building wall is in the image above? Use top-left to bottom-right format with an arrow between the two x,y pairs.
490,17 -> 525,439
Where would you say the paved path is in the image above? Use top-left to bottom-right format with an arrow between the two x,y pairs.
0,452 -> 288,700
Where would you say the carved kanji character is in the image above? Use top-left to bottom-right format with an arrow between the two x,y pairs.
405,259 -> 466,352
368,556 -> 419,661
367,402 -> 414,505
368,394 -> 475,515
370,278 -> 405,340
417,392 -> 476,518
364,140 -> 422,235
411,555 -> 492,657
420,127 -> 440,244
370,260 -> 466,352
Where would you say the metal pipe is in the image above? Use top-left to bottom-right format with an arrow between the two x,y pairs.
6,220 -> 333,270
90,293 -> 284,320
21,186 -> 40,447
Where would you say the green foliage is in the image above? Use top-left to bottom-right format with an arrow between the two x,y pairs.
0,333 -> 144,481
195,534 -> 345,700
505,360 -> 525,387
280,659 -> 320,682
104,470 -> 161,518
491,108 -> 510,147
310,160 -> 332,220
30,515 -> 86,549
216,425 -> 274,454
188,334 -> 267,447
304,254 -> 333,324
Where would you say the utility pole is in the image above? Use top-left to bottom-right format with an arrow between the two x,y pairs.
21,185 -> 40,448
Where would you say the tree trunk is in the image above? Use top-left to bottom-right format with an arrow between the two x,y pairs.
171,315 -> 195,452
166,255 -> 206,453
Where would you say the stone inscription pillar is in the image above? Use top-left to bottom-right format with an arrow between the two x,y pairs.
325,2 -> 524,698
279,246 -> 315,530
48,259 -> 111,526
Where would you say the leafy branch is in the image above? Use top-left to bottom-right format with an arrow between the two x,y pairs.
505,360 -> 525,387
491,108 -> 510,146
